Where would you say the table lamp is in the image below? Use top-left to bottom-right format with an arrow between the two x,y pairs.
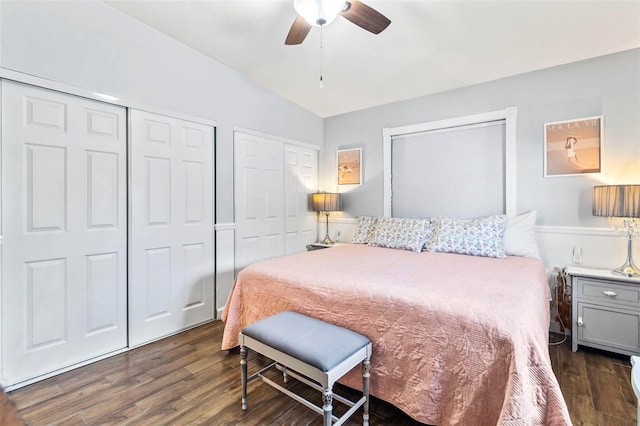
312,193 -> 342,244
593,185 -> 640,276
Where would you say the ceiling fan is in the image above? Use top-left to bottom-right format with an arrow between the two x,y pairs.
285,0 -> 391,45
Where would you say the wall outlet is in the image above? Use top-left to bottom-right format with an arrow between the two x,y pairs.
572,246 -> 582,264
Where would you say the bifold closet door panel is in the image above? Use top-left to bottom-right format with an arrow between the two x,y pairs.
284,145 -> 318,255
234,132 -> 285,273
129,110 -> 214,347
1,80 -> 127,386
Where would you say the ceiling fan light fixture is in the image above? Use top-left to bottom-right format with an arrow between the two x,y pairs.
294,0 -> 346,27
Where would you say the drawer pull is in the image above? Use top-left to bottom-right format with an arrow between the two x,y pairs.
602,290 -> 617,298
577,317 -> 584,327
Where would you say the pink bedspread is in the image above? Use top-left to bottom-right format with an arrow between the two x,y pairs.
222,245 -> 571,425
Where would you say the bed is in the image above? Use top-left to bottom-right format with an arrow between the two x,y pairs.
221,242 -> 571,425
223,110 -> 571,424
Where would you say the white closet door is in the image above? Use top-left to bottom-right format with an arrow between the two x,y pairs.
1,81 -> 127,386
284,146 -> 318,255
234,132 -> 285,272
129,110 -> 214,347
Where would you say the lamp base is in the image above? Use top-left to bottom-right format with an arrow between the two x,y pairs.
612,259 -> 640,278
320,234 -> 335,245
612,225 -> 640,277
319,212 -> 335,245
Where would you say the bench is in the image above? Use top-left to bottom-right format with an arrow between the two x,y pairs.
239,311 -> 372,426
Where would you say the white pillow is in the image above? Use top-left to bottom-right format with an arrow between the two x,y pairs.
504,210 -> 541,259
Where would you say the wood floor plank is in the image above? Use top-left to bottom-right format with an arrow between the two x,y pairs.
560,370 -> 596,425
587,366 -> 629,418
137,346 -> 199,379
6,381 -> 64,411
614,362 -> 635,404
15,378 -> 113,425
84,367 -> 192,423
613,362 -> 637,423
49,353 -> 138,395
559,341 -> 588,379
596,412 -> 635,426
177,380 -> 285,425
180,363 -> 238,406
90,403 -> 145,426
125,396 -> 194,426
585,350 -> 617,374
6,321 -> 636,425
73,373 -> 155,423
50,414 -> 88,426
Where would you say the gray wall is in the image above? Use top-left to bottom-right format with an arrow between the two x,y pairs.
0,0 -> 324,224
322,48 -> 640,227
2,1 -> 638,229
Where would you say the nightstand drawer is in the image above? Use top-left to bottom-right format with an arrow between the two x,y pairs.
577,277 -> 640,306
576,302 -> 640,353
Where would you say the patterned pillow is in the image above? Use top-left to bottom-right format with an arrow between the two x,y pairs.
368,217 -> 434,253
429,215 -> 507,258
352,216 -> 380,244
422,217 -> 441,252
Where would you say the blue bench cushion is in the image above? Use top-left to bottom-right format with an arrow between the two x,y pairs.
242,311 -> 370,372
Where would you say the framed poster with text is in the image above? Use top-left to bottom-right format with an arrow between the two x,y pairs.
544,116 -> 603,177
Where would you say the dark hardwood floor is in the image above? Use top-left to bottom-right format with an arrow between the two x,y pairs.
6,321 -> 636,425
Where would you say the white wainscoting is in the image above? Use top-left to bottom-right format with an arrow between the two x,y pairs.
536,226 -> 633,271
319,218 -> 359,244
323,218 -> 635,273
215,223 -> 236,319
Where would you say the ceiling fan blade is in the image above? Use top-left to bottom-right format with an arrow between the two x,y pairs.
285,15 -> 312,45
341,0 -> 391,34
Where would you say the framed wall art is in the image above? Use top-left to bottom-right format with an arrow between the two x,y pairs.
544,116 -> 603,177
337,147 -> 362,185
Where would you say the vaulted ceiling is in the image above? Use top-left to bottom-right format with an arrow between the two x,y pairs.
105,1 -> 640,118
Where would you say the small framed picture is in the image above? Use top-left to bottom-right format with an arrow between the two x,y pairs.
544,116 -> 603,177
337,148 -> 362,185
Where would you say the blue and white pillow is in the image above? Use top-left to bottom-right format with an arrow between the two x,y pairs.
352,216 -> 380,244
368,217 -> 434,253
428,215 -> 507,258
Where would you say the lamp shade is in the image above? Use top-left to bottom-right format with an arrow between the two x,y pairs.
312,193 -> 342,212
593,185 -> 640,218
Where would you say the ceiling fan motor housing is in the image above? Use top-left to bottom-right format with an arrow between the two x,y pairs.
294,0 -> 346,27
286,0 -> 390,45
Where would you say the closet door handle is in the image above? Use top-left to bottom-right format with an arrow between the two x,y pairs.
603,290 -> 617,298
577,317 -> 584,327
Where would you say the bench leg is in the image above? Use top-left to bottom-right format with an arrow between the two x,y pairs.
322,388 -> 333,426
240,345 -> 248,411
362,358 -> 370,426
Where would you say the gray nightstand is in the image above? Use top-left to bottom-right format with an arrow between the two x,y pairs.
566,266 -> 640,356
